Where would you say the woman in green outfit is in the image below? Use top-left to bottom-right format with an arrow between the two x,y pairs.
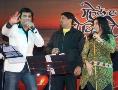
80,17 -> 116,90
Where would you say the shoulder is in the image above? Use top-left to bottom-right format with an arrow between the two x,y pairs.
72,28 -> 83,34
107,34 -> 115,41
73,28 -> 84,38
53,30 -> 63,35
49,31 -> 61,39
108,34 -> 114,37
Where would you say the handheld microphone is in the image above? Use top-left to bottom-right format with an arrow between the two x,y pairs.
30,26 -> 35,30
92,29 -> 97,39
92,29 -> 97,34
25,21 -> 35,30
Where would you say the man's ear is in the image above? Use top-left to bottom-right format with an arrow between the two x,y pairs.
17,11 -> 21,23
18,18 -> 21,22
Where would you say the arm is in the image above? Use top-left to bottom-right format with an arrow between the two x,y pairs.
76,33 -> 85,67
82,35 -> 90,62
45,32 -> 56,54
2,12 -> 20,37
2,23 -> 13,37
79,36 -> 94,76
32,29 -> 44,47
74,33 -> 85,76
78,33 -> 85,55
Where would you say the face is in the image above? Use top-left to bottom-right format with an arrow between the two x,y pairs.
20,12 -> 32,26
93,19 -> 102,35
60,15 -> 72,28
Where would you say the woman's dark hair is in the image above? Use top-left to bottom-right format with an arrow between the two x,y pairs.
89,16 -> 112,41
19,8 -> 34,21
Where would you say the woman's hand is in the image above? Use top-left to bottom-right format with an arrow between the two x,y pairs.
85,60 -> 93,76
93,33 -> 103,43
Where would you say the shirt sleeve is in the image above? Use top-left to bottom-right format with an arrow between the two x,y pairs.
32,28 -> 44,47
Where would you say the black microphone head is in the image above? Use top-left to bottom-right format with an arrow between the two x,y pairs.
30,26 -> 35,30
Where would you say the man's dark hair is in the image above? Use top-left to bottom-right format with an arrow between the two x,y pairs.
61,12 -> 77,25
19,8 -> 34,20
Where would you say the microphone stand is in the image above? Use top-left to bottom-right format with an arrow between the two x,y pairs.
93,40 -> 97,90
0,43 -> 4,90
47,65 -> 52,90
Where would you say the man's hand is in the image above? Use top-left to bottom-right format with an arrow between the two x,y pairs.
74,66 -> 81,76
51,48 -> 60,54
9,11 -> 20,25
25,21 -> 35,30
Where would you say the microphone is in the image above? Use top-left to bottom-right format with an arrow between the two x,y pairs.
92,29 -> 97,39
30,26 -> 35,30
25,21 -> 35,30
92,29 -> 97,34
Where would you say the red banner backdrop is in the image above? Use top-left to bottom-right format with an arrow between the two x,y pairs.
0,0 -> 118,90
